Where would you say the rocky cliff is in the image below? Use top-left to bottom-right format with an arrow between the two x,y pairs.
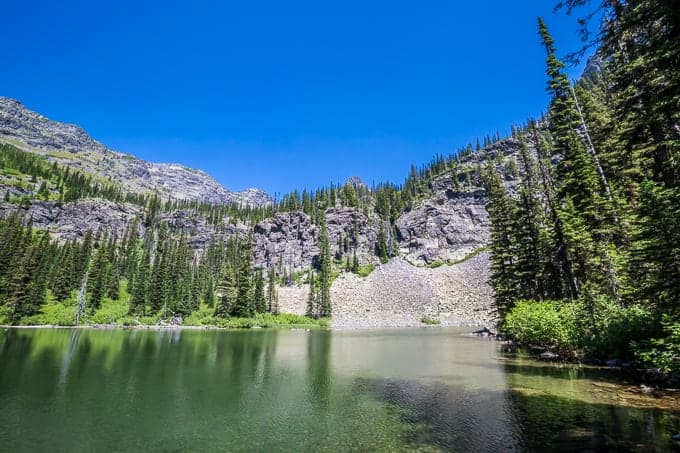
0,97 -> 532,327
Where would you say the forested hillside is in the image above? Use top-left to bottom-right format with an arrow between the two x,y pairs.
487,0 -> 679,371
0,112 -> 506,327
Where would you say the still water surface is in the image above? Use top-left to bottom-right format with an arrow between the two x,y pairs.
1,328 -> 679,452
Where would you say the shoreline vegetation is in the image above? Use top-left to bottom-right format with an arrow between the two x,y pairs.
0,318 -> 327,330
0,280 -> 330,330
481,7 -> 680,388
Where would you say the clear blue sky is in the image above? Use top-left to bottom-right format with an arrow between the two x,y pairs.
2,1 -> 591,195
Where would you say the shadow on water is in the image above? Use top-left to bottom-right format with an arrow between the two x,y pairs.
358,364 -> 680,452
501,356 -> 645,385
355,376 -> 525,452
507,388 -> 680,452
502,356 -> 680,451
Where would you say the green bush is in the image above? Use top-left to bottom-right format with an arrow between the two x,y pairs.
354,264 -> 376,277
0,305 -> 12,325
224,313 -> 324,329
421,315 -> 441,325
503,300 -> 582,351
585,297 -> 656,359
428,261 -> 445,269
87,297 -> 129,325
632,315 -> 680,372
226,317 -> 259,328
115,315 -> 141,327
21,301 -> 77,326
183,304 -> 216,326
504,297 -> 659,360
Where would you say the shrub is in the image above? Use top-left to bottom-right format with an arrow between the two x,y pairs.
184,304 -> 216,326
421,315 -> 441,325
503,300 -> 582,351
632,315 -> 680,372
585,297 -> 656,359
87,297 -> 129,325
227,317 -> 258,329
354,264 -> 376,277
21,301 -> 77,326
0,305 -> 12,325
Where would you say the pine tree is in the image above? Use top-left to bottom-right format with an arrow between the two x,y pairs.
8,232 -> 50,322
253,270 -> 266,313
51,241 -> 76,301
88,236 -> 111,311
234,235 -> 254,317
306,269 -> 316,318
128,231 -> 152,315
149,228 -> 169,313
352,249 -> 359,273
539,17 -> 620,302
627,182 -> 680,311
376,224 -> 389,264
214,263 -> 237,318
483,164 -> 521,316
266,268 -> 278,314
317,216 -> 332,318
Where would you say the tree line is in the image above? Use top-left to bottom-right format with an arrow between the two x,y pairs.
485,0 -> 679,367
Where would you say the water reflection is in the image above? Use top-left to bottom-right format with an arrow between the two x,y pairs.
307,330 -> 331,410
1,328 -> 679,452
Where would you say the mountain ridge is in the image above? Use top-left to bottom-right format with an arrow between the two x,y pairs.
0,96 -> 271,207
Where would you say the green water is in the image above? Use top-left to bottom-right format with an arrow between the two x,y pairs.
0,328 -> 678,452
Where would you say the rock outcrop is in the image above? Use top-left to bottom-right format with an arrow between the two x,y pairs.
396,191 -> 489,265
252,207 -> 383,271
0,199 -> 143,241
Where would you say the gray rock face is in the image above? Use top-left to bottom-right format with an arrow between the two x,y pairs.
157,210 -> 250,249
252,207 -> 381,271
396,192 -> 490,265
0,98 -> 110,155
253,211 -> 319,270
324,207 -> 380,264
0,96 -> 271,207
394,135 -> 532,265
0,199 -> 143,241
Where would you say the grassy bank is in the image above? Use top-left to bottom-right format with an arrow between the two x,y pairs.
1,283 -> 327,330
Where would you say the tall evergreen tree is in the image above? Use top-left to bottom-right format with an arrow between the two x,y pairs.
234,235 -> 254,317
317,216 -> 332,318
266,268 -> 279,314
88,235 -> 111,311
306,269 -> 316,318
253,270 -> 266,314
214,263 -> 237,318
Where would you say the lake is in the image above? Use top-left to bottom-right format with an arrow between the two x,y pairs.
1,327 -> 679,452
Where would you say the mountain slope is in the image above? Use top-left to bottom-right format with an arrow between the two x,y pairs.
0,97 -> 271,206
0,95 -> 525,328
